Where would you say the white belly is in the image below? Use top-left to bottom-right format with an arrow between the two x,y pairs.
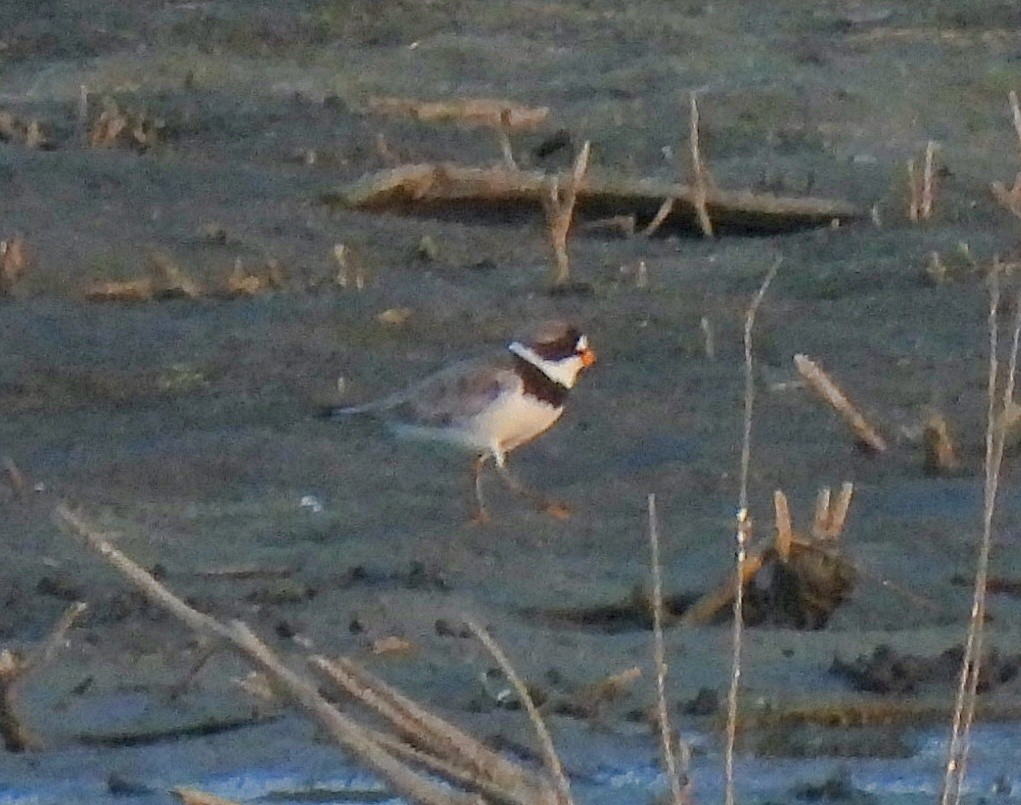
390,394 -> 563,455
474,393 -> 564,452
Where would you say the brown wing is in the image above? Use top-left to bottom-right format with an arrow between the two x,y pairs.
393,357 -> 522,427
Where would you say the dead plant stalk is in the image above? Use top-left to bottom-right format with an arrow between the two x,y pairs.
794,354 -> 888,453
0,601 -> 86,751
542,141 -> 590,288
724,258 -> 780,805
56,505 -> 536,805
647,494 -> 690,804
466,620 -> 573,805
688,92 -> 714,237
940,262 -> 1021,805
908,140 -> 938,222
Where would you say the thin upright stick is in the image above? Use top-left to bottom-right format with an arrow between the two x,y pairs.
724,258 -> 780,805
543,141 -> 591,287
466,620 -> 573,805
1010,90 -> 1021,164
940,265 -> 1021,805
921,140 -> 937,220
907,158 -> 919,222
648,494 -> 689,804
689,92 -> 714,238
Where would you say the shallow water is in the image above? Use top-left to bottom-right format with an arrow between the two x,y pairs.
3,719 -> 1020,804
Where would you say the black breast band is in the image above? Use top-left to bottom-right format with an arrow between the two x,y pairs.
513,355 -> 569,407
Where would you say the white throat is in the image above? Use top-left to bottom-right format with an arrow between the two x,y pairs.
508,341 -> 583,389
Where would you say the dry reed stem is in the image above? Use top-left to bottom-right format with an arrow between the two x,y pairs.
332,243 -> 366,291
56,506 -> 483,805
311,659 -> 545,805
990,92 -> 1021,218
700,316 -> 715,361
0,601 -> 86,751
907,141 -> 937,222
907,158 -> 918,222
642,197 -> 675,237
466,619 -> 573,805
922,140 -> 937,220
1011,90 -> 1021,164
3,456 -> 28,497
724,258 -> 780,805
227,621 -> 479,805
812,482 -> 854,540
497,109 -> 518,170
773,490 -> 794,562
647,494 -> 690,804
723,508 -> 750,805
310,655 -> 549,802
923,410 -> 960,476
542,141 -> 590,287
688,92 -> 714,237
678,550 -> 768,627
812,488 -> 831,537
940,263 -> 1021,805
794,354 -> 888,453
78,85 -> 89,144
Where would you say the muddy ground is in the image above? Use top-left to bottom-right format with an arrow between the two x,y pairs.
4,0 -> 1021,800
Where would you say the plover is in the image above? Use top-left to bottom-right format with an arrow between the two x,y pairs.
324,322 -> 596,522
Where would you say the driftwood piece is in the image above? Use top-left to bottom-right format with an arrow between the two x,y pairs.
678,552 -> 768,627
794,355 -> 888,453
323,163 -> 862,235
366,97 -> 549,131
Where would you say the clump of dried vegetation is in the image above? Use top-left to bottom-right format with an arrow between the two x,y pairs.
52,506 -> 574,805
0,109 -> 50,149
87,95 -> 165,151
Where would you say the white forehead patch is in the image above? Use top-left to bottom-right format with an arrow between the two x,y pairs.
576,334 -> 589,352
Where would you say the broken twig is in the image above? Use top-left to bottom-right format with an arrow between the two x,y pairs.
794,354 -> 888,453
